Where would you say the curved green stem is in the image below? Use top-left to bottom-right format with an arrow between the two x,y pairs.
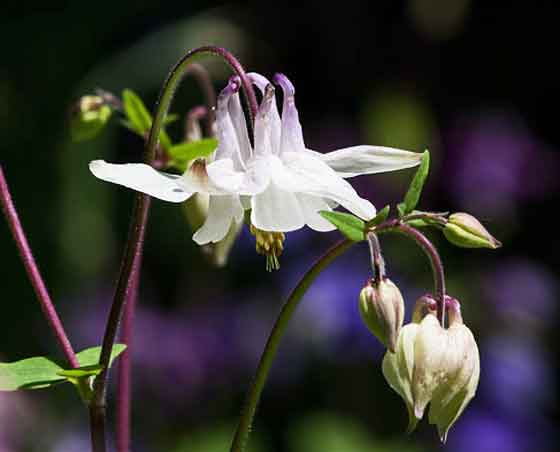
230,239 -> 354,452
230,221 -> 447,452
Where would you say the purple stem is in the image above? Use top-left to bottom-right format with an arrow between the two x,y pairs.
377,221 -> 447,325
0,165 -> 79,368
116,258 -> 141,452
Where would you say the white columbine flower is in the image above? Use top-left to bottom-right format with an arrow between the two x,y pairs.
90,73 -> 422,247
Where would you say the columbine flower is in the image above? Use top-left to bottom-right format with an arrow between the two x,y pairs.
90,73 -> 422,252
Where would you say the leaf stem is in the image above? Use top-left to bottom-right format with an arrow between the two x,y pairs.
0,165 -> 79,369
90,45 -> 259,452
230,221 -> 447,452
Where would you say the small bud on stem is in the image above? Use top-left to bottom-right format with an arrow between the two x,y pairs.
359,278 -> 405,352
443,212 -> 501,249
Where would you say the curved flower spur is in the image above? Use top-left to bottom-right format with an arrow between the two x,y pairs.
90,72 -> 423,265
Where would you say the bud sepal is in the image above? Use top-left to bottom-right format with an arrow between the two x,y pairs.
359,278 -> 405,352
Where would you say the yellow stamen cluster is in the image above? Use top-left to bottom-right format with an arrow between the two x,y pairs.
249,224 -> 286,271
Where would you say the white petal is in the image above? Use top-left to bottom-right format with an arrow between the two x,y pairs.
228,92 -> 253,164
235,156 -> 274,195
205,158 -> 245,192
278,151 -> 376,220
248,73 -> 281,154
311,145 -> 423,178
253,84 -> 280,157
192,195 -> 244,244
214,79 -> 245,170
297,194 -> 336,232
89,160 -> 192,202
251,183 -> 305,232
274,73 -> 306,153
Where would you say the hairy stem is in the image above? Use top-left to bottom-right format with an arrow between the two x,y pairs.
231,221 -> 447,452
90,45 -> 259,452
0,165 -> 79,368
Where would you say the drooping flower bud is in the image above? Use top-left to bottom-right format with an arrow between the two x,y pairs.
70,95 -> 112,142
411,313 -> 448,420
382,296 -> 480,442
359,278 -> 405,352
443,212 -> 501,249
428,297 -> 480,443
382,322 -> 420,432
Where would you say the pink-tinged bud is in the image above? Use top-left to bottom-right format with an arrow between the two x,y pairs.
443,212 -> 501,249
359,278 -> 405,352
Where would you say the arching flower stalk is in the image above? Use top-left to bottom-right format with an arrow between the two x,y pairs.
90,73 -> 423,268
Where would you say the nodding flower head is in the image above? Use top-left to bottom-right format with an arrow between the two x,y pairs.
89,71 -> 424,268
382,295 -> 479,443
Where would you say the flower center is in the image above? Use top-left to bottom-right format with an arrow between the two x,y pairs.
249,224 -> 285,271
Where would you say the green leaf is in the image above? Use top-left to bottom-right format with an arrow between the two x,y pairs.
121,89 -> 172,150
0,344 -> 127,391
0,357 -> 66,391
122,89 -> 152,135
57,364 -> 103,379
366,205 -> 390,227
168,138 -> 219,171
398,150 -> 430,216
319,211 -> 365,242
75,344 -> 127,368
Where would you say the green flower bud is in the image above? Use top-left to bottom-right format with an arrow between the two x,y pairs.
359,278 -> 405,352
70,95 -> 112,142
443,212 -> 501,249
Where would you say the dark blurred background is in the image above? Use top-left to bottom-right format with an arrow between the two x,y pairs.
1,1 -> 558,451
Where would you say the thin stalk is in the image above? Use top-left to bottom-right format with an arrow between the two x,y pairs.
0,165 -> 79,368
90,46 -> 259,452
115,256 -> 141,452
377,222 -> 446,324
230,221 -> 447,452
230,239 -> 354,452
366,232 -> 385,281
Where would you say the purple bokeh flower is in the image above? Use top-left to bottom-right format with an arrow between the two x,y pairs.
482,258 -> 557,327
481,336 -> 554,416
445,112 -> 559,215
